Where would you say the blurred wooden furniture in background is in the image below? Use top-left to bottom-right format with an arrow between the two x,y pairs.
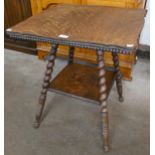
4,0 -> 36,54
30,0 -> 146,80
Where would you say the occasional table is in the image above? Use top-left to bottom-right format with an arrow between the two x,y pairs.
6,4 -> 146,151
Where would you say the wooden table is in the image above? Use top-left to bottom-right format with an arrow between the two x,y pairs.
6,4 -> 145,152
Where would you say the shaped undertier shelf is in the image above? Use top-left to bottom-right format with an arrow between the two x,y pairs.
48,63 -> 116,103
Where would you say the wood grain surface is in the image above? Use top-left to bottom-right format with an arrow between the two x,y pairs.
49,63 -> 115,101
10,4 -> 146,49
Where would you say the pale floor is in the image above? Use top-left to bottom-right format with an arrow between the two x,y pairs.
5,49 -> 150,155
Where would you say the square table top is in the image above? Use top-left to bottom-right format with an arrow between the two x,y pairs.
6,4 -> 146,53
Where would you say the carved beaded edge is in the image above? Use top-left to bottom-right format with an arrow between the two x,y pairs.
6,31 -> 135,54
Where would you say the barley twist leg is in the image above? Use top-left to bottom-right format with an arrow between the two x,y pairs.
33,44 -> 58,128
68,46 -> 75,64
97,49 -> 109,152
112,52 -> 124,102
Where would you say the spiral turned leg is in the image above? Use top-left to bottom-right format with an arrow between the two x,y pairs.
33,44 -> 58,128
97,50 -> 109,152
68,46 -> 75,64
112,52 -> 124,102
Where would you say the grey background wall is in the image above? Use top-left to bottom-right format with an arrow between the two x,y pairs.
140,0 -> 150,46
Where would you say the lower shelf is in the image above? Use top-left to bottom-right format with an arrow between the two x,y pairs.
48,63 -> 116,103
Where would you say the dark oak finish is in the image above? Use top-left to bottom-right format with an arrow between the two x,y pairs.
49,63 -> 115,102
68,46 -> 75,64
97,50 -> 109,151
112,52 -> 124,102
6,4 -> 145,151
9,4 -> 146,49
4,0 -> 36,54
34,44 -> 58,128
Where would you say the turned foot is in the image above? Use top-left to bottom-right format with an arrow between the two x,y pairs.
104,146 -> 109,152
119,96 -> 124,102
33,121 -> 40,129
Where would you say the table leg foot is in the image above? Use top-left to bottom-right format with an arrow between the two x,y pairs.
97,50 -> 110,151
33,121 -> 40,128
112,52 -> 124,102
104,146 -> 110,152
34,44 -> 58,128
101,109 -> 110,152
119,96 -> 124,102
